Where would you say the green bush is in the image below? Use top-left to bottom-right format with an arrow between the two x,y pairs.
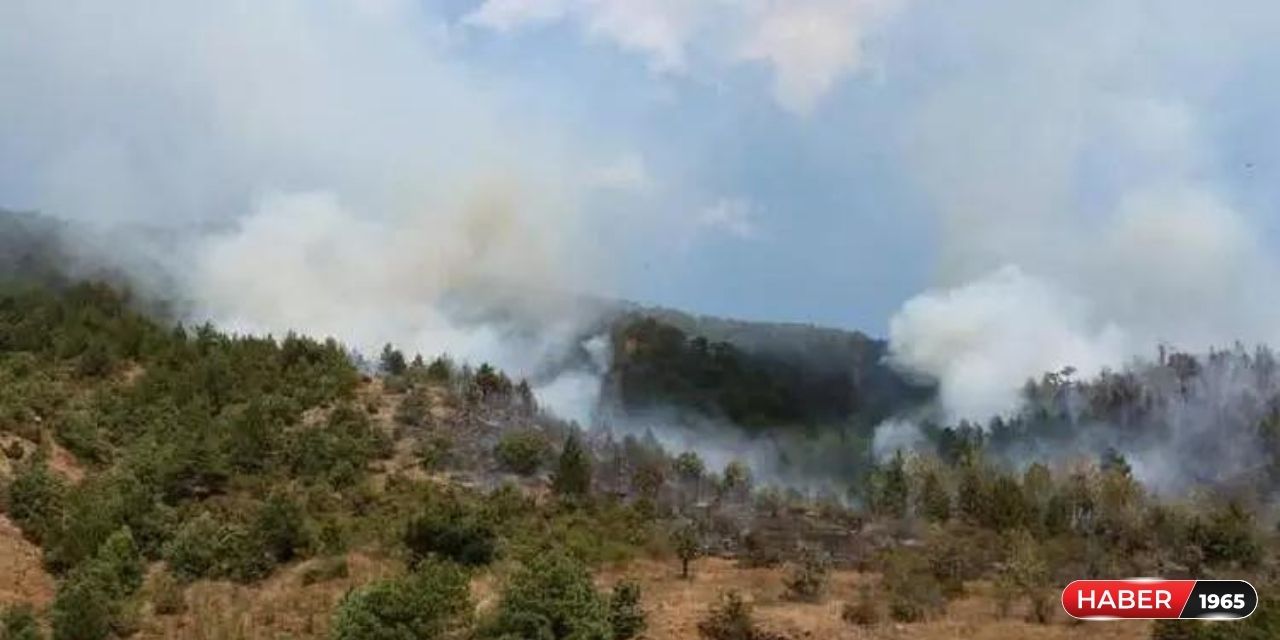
404,508 -> 497,568
1191,501 -> 1261,568
53,413 -> 108,465
486,552 -> 610,640
696,591 -> 784,640
51,529 -> 144,640
782,547 -> 830,602
0,604 -> 43,640
253,492 -> 311,564
415,434 -> 453,471
394,388 -> 432,428
40,470 -> 173,576
607,580 -> 646,640
424,357 -> 452,382
52,575 -> 115,640
6,461 -> 66,544
286,403 -> 391,488
330,559 -> 471,640
494,429 -> 549,476
881,550 -> 946,623
994,530 -> 1051,623
220,526 -> 275,583
163,513 -> 223,581
95,527 -> 145,595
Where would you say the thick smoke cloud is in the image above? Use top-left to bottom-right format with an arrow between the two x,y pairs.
0,0 -> 622,420
884,1 -> 1280,424
889,266 -> 1126,422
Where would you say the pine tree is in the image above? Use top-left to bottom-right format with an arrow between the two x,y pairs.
916,469 -> 951,522
379,344 -> 406,376
553,433 -> 592,500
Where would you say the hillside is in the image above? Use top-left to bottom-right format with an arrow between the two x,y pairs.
0,281 -> 1276,640
603,311 -> 930,430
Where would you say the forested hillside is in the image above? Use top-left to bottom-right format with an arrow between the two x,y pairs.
0,280 -> 1276,640
602,313 -> 931,430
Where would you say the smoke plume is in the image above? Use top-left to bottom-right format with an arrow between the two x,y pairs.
883,1 -> 1280,424
0,0 -> 623,419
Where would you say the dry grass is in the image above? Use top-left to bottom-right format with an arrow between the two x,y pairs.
597,557 -> 1151,640
0,515 -> 1153,640
132,552 -> 400,640
0,514 -> 56,609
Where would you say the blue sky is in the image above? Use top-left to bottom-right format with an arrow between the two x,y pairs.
3,0 -> 1280,341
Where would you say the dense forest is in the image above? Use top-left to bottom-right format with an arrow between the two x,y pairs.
603,314 -> 930,429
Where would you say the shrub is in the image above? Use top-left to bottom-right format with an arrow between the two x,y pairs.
1,604 -> 43,640
53,413 -> 108,465
394,388 -> 431,428
253,492 -> 311,564
163,513 -> 223,581
487,552 -> 610,640
881,550 -> 946,623
416,434 -> 452,471
494,430 -> 549,476
317,519 -> 348,556
76,341 -> 114,379
841,585 -> 880,627
923,531 -> 975,599
738,530 -> 781,569
6,461 -> 66,544
51,573 -> 116,640
607,580 -> 646,640
95,527 -> 144,596
696,591 -> 784,640
782,547 -> 830,602
220,526 -> 275,583
51,528 -> 144,640
425,357 -> 453,383
330,559 -> 471,640
994,530 -> 1051,623
1191,501 -> 1261,568
404,508 -> 497,568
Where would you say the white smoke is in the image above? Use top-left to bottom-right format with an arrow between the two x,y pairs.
532,334 -> 612,426
0,1 -> 628,421
870,418 -> 926,461
882,1 -> 1280,426
888,266 -> 1127,423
